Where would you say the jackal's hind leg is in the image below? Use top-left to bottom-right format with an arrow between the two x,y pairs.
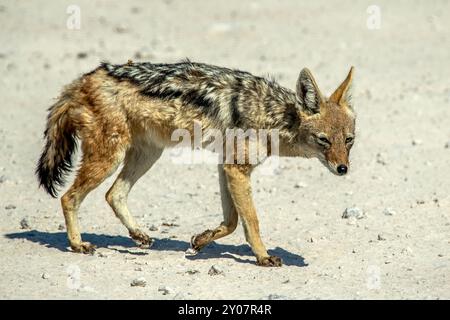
106,146 -> 163,248
191,165 -> 239,252
62,156 -> 122,254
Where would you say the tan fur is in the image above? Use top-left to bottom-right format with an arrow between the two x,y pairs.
37,62 -> 356,266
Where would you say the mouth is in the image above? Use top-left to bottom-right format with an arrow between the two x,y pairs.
318,158 -> 346,176
328,166 -> 342,176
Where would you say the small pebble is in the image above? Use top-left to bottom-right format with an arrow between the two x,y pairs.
162,222 -> 179,227
342,207 -> 365,219
76,52 -> 88,59
149,225 -> 159,231
114,24 -> 129,33
185,248 -> 198,256
294,182 -> 307,189
58,224 -> 65,230
186,269 -> 200,275
401,247 -> 413,255
41,273 -> 50,279
5,204 -> 16,210
97,250 -> 111,258
158,285 -> 173,295
383,208 -> 396,216
20,218 -> 30,229
208,265 -> 223,276
412,139 -> 422,146
130,277 -> 147,287
376,153 -> 388,165
377,234 -> 386,241
267,294 -> 290,300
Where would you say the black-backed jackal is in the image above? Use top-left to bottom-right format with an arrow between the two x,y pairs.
37,60 -> 355,267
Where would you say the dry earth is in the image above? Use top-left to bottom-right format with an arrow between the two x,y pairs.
0,0 -> 449,299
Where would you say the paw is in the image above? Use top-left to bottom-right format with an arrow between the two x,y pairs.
130,229 -> 153,248
71,242 -> 96,254
190,229 -> 215,251
256,255 -> 283,267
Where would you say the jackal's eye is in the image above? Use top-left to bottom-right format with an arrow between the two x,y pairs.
316,135 -> 331,146
345,137 -> 354,144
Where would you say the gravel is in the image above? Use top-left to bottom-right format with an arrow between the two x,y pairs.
342,207 -> 365,219
383,208 -> 397,216
158,285 -> 173,295
294,182 -> 307,188
267,294 -> 290,300
208,265 -> 224,276
20,218 -> 30,229
41,273 -> 50,279
185,248 -> 198,256
377,234 -> 386,241
130,277 -> 147,287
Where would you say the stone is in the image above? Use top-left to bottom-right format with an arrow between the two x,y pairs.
267,294 -> 290,300
342,207 -> 365,219
383,208 -> 396,216
41,273 -> 50,279
158,285 -> 173,295
20,218 -> 30,229
294,182 -> 307,189
208,265 -> 223,276
130,277 -> 147,287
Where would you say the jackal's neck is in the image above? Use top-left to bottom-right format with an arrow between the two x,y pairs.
255,84 -> 307,158
259,86 -> 299,136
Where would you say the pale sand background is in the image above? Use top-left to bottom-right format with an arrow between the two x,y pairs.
0,0 -> 449,299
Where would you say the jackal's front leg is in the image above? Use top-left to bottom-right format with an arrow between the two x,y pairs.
223,164 -> 282,267
191,164 -> 239,252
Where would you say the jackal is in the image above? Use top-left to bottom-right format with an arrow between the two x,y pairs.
36,60 -> 355,267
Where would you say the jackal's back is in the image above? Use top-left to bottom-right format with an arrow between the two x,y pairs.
100,60 -> 297,132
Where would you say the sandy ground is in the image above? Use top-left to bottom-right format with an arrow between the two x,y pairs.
0,0 -> 449,300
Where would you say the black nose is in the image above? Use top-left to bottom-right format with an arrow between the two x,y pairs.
337,164 -> 348,175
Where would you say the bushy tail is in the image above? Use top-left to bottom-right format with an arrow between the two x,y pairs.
36,93 -> 77,198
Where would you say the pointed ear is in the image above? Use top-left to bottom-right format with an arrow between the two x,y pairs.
330,66 -> 354,108
296,68 -> 324,114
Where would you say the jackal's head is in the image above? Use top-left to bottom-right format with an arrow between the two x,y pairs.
295,67 -> 355,176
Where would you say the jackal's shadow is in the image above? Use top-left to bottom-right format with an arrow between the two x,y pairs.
4,230 -> 136,252
183,241 -> 307,267
5,230 -> 307,267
